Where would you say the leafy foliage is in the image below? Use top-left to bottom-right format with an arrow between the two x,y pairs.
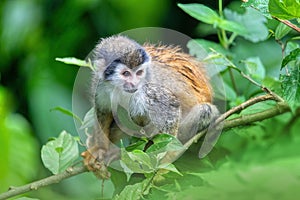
224,7 -> 269,42
269,0 -> 300,20
1,0 -> 300,199
178,3 -> 247,37
242,0 -> 300,20
280,65 -> 300,112
281,48 -> 300,69
41,131 -> 79,174
275,23 -> 292,40
113,178 -> 151,200
241,0 -> 271,18
120,134 -> 184,178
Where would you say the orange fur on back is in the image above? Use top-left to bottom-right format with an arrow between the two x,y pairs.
144,44 -> 212,103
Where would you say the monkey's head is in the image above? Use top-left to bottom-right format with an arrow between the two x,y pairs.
92,35 -> 151,93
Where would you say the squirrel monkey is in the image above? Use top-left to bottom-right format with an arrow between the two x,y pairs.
81,35 -> 219,175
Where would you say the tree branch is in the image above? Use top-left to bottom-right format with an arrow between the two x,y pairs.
223,102 -> 290,129
214,94 -> 277,126
0,166 -> 88,200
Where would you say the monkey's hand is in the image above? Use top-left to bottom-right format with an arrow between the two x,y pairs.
81,148 -> 111,179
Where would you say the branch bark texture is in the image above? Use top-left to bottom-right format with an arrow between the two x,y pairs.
0,166 -> 88,200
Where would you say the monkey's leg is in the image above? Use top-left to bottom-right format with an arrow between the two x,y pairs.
81,110 -> 113,179
178,103 -> 219,144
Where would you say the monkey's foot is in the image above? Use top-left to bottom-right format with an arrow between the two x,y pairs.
81,150 -> 111,179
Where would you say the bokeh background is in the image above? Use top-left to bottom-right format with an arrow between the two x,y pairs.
0,0 -> 294,199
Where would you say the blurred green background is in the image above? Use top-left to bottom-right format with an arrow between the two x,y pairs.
1,0 -> 298,199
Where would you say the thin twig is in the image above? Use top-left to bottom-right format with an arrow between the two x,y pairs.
229,68 -> 239,94
0,166 -> 88,200
238,71 -> 284,102
248,5 -> 300,33
272,16 -> 300,33
208,49 -> 285,103
214,93 -> 277,126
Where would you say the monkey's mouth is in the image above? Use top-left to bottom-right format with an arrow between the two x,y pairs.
124,88 -> 138,93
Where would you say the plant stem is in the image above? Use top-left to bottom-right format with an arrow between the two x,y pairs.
228,32 -> 237,46
214,94 -> 278,126
0,166 -> 88,200
217,0 -> 229,49
223,102 -> 290,129
221,29 -> 229,49
272,16 -> 300,33
218,0 -> 223,17
228,68 -> 239,94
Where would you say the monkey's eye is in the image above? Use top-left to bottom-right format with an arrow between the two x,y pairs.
136,70 -> 144,76
122,71 -> 131,77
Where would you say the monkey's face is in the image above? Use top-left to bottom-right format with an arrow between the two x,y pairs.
102,48 -> 150,93
103,59 -> 149,93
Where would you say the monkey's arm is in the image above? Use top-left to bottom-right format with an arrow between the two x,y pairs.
81,80 -> 115,178
139,83 -> 181,136
81,108 -> 113,178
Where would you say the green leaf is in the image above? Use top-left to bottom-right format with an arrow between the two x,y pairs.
242,0 -> 271,19
146,134 -> 186,153
280,63 -> 300,112
217,19 -> 248,35
178,3 -> 247,35
281,48 -> 300,69
224,8 -> 268,42
262,76 -> 282,94
178,3 -> 220,25
41,131 -> 79,174
158,163 -> 183,176
242,57 -> 266,81
187,39 -> 229,76
55,57 -> 95,71
113,178 -> 151,200
120,134 -> 185,174
125,138 -> 148,152
240,101 -> 276,115
275,22 -> 292,40
285,41 -> 300,56
119,160 -> 134,181
188,39 -> 230,57
223,81 -> 237,102
80,107 -> 95,129
269,0 -> 300,20
202,50 -> 233,74
229,96 -> 246,108
121,148 -> 155,173
50,106 -> 83,124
